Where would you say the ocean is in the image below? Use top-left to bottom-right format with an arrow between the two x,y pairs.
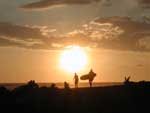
0,82 -> 122,90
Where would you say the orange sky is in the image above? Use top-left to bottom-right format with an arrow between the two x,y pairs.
0,0 -> 150,83
0,47 -> 149,83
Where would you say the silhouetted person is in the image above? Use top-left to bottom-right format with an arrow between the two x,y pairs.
50,83 -> 56,88
27,80 -> 39,88
74,73 -> 79,88
88,69 -> 96,87
64,81 -> 70,89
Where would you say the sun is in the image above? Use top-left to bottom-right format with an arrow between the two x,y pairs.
60,45 -> 88,73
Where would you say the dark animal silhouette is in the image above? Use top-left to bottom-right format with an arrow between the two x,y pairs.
124,76 -> 131,85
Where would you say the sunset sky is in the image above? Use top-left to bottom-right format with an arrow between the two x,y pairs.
0,0 -> 150,83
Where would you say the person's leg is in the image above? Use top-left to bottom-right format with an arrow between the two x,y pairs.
75,81 -> 78,88
89,81 -> 92,87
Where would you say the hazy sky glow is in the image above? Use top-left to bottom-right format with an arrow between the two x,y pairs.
0,0 -> 150,83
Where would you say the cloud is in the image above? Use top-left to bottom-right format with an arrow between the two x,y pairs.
0,17 -> 150,52
138,0 -> 150,9
0,22 -> 56,49
93,16 -> 150,51
0,22 -> 47,41
0,22 -> 92,50
101,0 -> 112,7
0,37 -> 22,47
20,0 -> 101,10
136,64 -> 144,68
66,16 -> 150,52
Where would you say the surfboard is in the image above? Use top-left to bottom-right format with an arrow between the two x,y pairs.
80,74 -> 89,80
80,73 -> 96,80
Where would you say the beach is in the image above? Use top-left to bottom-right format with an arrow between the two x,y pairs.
0,81 -> 149,113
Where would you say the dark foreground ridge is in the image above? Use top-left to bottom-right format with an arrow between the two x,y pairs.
0,80 -> 150,113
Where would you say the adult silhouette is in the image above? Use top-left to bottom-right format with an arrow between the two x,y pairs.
88,69 -> 96,87
73,73 -> 79,88
80,69 -> 96,87
64,81 -> 70,89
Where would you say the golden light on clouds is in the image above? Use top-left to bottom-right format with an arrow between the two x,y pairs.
60,45 -> 88,73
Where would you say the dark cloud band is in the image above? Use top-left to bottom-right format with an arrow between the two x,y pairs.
0,18 -> 150,52
20,0 -> 101,10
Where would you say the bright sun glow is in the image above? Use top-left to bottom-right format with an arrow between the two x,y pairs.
60,45 -> 88,73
